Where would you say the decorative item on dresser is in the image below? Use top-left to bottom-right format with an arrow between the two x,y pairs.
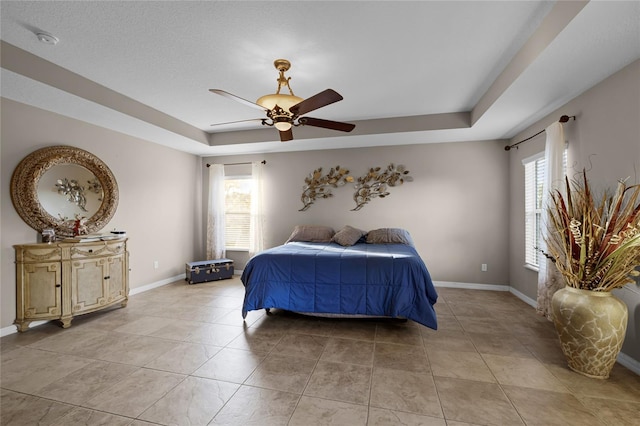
14,238 -> 129,332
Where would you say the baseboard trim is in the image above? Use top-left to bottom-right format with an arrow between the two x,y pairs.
617,351 -> 640,375
508,286 -> 537,308
433,281 -> 510,292
434,280 -> 537,307
129,273 -> 186,296
434,280 -> 536,307
130,271 -> 242,296
1,320 -> 49,337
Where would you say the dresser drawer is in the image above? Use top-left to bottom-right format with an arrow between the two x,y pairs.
70,240 -> 125,259
15,245 -> 62,263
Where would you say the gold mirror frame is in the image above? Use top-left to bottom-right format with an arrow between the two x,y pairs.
10,146 -> 118,237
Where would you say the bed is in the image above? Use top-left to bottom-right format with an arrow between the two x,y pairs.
240,226 -> 438,330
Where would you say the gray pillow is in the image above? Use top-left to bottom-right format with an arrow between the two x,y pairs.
331,225 -> 367,246
286,225 -> 335,243
366,228 -> 415,246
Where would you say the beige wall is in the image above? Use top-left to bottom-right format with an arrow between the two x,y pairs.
1,98 -> 202,329
508,59 -> 640,362
203,139 -> 511,285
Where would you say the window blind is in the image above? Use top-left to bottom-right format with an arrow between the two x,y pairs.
224,176 -> 251,250
524,155 -> 545,268
523,148 -> 567,269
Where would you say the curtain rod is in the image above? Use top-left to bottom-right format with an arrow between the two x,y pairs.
206,160 -> 266,167
504,115 -> 575,151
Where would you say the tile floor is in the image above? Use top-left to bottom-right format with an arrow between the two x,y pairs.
1,277 -> 639,425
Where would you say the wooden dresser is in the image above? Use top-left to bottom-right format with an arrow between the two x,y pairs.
14,238 -> 129,331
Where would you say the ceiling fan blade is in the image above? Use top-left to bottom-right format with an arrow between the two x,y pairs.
210,118 -> 264,127
209,89 -> 268,111
279,128 -> 293,142
290,89 -> 343,116
299,117 -> 355,132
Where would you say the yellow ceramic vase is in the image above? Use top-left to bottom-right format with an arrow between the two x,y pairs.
551,286 -> 628,379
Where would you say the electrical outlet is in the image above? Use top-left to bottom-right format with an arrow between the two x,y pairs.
153,260 -> 159,269
481,263 -> 488,272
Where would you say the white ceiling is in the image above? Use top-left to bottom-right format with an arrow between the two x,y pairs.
1,1 -> 639,156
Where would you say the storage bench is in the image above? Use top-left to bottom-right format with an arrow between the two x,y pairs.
185,259 -> 234,284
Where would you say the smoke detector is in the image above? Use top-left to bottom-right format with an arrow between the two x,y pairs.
36,31 -> 59,45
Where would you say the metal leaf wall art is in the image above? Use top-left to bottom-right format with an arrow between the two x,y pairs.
55,178 -> 88,212
352,163 -> 412,211
86,178 -> 103,200
299,166 -> 353,211
54,177 -> 103,212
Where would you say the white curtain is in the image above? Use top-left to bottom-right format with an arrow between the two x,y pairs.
249,161 -> 265,258
536,122 -> 566,319
206,164 -> 226,260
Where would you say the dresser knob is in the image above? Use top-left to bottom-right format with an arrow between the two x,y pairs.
55,284 -> 61,288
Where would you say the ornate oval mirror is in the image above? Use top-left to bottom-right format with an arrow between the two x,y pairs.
11,146 -> 118,237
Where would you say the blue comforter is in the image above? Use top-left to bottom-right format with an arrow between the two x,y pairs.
241,242 -> 438,329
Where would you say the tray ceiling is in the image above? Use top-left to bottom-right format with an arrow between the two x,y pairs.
1,1 -> 639,155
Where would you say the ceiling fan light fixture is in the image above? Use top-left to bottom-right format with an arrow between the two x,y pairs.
273,117 -> 292,131
210,59 -> 354,141
256,93 -> 303,113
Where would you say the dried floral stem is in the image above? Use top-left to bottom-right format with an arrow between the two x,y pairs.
545,170 -> 640,292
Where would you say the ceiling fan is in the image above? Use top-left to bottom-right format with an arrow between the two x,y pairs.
209,59 -> 355,142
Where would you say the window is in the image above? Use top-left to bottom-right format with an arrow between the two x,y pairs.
224,176 -> 251,250
523,149 -> 567,270
523,153 -> 545,269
